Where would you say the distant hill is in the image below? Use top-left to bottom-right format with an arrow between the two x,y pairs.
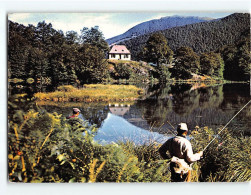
106,15 -> 213,45
117,13 -> 250,60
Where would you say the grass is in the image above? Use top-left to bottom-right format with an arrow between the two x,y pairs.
36,100 -> 136,108
34,84 -> 144,103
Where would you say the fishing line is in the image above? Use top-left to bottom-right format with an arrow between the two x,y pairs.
203,99 -> 251,152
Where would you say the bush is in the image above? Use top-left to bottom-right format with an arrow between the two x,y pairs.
113,63 -> 132,80
190,127 -> 251,182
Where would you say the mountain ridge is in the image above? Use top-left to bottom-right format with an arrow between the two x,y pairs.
106,15 -> 214,45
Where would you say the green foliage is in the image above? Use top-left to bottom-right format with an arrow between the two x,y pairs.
171,47 -> 200,79
190,127 -> 251,182
65,31 -> 79,45
220,32 -> 250,81
121,13 -> 250,61
119,13 -> 249,81
56,85 -> 76,92
8,102 -> 170,182
108,60 -> 153,83
76,44 -> 109,84
80,26 -> 109,54
9,13 -> 250,86
142,32 -> 173,66
157,64 -> 171,83
112,63 -> 132,79
200,52 -> 225,79
8,20 -> 112,92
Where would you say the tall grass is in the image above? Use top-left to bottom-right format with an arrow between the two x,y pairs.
190,127 -> 251,182
34,84 -> 143,103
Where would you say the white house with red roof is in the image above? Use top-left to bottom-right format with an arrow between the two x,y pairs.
108,45 -> 131,61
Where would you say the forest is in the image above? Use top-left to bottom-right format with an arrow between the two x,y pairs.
8,21 -> 111,93
120,13 -> 250,81
121,13 -> 249,57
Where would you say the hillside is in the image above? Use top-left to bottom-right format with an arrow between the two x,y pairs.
107,59 -> 155,83
117,13 -> 250,60
106,15 -> 213,45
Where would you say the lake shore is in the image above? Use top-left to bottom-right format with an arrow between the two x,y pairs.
7,106 -> 251,182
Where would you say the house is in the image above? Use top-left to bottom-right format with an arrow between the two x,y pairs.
108,45 -> 131,60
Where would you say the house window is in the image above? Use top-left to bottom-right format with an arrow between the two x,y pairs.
111,54 -> 116,58
124,54 -> 128,58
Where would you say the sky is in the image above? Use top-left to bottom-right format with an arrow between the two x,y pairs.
8,12 -> 233,39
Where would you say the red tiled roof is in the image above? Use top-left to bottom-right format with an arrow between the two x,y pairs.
109,45 -> 130,54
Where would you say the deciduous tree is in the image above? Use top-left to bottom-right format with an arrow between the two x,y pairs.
200,52 -> 224,79
171,47 -> 200,79
142,32 -> 173,66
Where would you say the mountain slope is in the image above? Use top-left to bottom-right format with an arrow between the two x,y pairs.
118,13 -> 250,60
106,16 -> 213,45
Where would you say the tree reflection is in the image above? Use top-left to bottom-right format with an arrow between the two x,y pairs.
78,104 -> 110,128
139,83 -> 227,131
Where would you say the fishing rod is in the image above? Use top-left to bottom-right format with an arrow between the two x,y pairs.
202,99 -> 251,152
166,120 -> 176,136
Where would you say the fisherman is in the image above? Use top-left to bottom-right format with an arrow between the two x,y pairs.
66,108 -> 81,119
159,123 -> 203,182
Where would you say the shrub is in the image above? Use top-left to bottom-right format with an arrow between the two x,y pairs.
190,127 -> 251,182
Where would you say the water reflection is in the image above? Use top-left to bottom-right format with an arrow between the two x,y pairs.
138,83 -> 250,135
94,113 -> 170,145
36,83 -> 251,143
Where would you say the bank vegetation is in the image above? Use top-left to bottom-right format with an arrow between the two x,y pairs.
8,101 -> 251,182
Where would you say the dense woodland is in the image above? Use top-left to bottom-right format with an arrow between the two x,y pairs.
8,13 -> 250,96
8,21 -> 110,93
121,13 -> 250,80
121,13 -> 249,57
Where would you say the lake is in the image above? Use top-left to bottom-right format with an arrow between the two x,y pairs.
41,83 -> 251,144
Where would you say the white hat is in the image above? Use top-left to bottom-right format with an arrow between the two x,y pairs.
73,108 -> 81,113
177,123 -> 188,131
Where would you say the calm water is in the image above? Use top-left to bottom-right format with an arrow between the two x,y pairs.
41,83 -> 251,144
